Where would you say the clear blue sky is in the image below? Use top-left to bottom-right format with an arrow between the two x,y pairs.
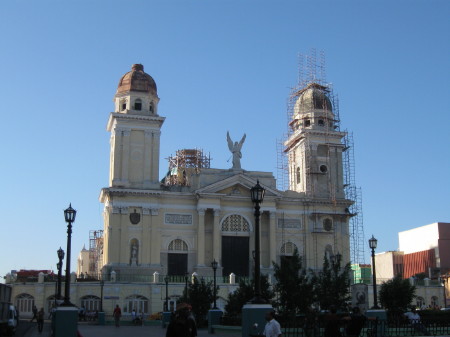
1,0 -> 449,279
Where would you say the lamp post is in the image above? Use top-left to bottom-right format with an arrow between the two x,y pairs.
441,277 -> 447,309
185,273 -> 189,301
57,247 -> 65,300
211,259 -> 218,309
369,235 -> 380,309
100,280 -> 104,312
164,276 -> 169,311
250,180 -> 265,304
63,204 -> 76,306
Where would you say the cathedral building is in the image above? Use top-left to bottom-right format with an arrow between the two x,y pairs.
98,64 -> 352,281
8,62 -> 356,317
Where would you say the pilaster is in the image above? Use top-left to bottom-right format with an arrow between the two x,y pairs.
269,212 -> 277,266
197,208 -> 206,266
213,209 -> 221,265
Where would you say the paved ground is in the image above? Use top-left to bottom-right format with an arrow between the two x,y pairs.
21,320 -> 447,337
21,320 -> 239,337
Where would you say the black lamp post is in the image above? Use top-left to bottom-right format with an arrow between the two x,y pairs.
211,259 -> 218,309
57,247 -> 65,300
250,180 -> 265,304
185,273 -> 189,301
441,277 -> 447,309
63,203 -> 76,306
369,235 -> 380,309
100,280 -> 104,312
164,276 -> 169,312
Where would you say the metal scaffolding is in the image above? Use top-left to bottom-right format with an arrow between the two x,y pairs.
164,149 -> 211,186
89,230 -> 104,278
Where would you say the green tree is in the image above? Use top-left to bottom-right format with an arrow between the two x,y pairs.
179,277 -> 218,327
225,274 -> 274,318
379,276 -> 416,314
312,254 -> 351,311
272,248 -> 314,318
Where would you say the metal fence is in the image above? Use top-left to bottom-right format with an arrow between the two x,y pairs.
279,317 -> 450,337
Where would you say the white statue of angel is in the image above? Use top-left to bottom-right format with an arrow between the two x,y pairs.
227,131 -> 246,169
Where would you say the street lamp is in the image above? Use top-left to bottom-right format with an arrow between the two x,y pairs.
57,247 -> 65,300
211,259 -> 218,309
164,276 -> 169,312
441,277 -> 447,309
100,280 -> 104,312
63,203 -> 76,306
185,272 -> 189,301
369,235 -> 380,309
250,180 -> 265,304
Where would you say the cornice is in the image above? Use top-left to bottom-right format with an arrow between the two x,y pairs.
107,112 -> 165,131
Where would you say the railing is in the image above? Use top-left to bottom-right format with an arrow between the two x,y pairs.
279,317 -> 450,337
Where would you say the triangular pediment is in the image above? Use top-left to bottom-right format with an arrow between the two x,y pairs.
195,174 -> 282,198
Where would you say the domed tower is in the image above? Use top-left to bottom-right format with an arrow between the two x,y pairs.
107,64 -> 165,189
284,83 -> 345,199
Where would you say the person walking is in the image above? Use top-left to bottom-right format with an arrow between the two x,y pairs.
324,305 -> 342,337
166,303 -> 197,337
113,304 -> 122,327
30,305 -> 38,322
37,307 -> 45,333
404,306 -> 431,336
263,311 -> 282,337
344,307 -> 369,337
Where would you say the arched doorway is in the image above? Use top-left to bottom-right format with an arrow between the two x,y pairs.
15,293 -> 35,317
168,239 -> 188,276
221,214 -> 250,277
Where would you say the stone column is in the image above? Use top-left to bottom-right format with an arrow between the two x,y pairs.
212,209 -> 221,264
269,212 -> 277,266
197,208 -> 206,266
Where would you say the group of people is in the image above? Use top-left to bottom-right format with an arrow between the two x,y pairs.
30,305 -> 45,333
78,306 -> 99,321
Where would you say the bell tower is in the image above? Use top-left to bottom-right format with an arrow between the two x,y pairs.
284,83 -> 346,199
107,64 -> 165,189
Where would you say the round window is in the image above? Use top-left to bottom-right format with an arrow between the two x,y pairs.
320,165 -> 328,173
323,218 -> 332,231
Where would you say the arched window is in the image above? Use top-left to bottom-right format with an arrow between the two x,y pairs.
168,239 -> 188,251
296,167 -> 301,184
47,295 -> 57,313
323,218 -> 333,231
431,296 -> 438,308
416,296 -> 425,309
120,99 -> 127,111
123,295 -> 149,314
80,295 -> 101,312
221,215 -> 250,233
15,293 -> 34,316
134,99 -> 142,110
280,242 -> 298,255
149,102 -> 154,113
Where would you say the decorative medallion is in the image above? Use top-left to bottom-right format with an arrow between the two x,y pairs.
130,209 -> 141,225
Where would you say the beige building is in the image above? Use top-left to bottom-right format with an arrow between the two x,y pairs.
8,63 -> 354,317
98,66 -> 352,281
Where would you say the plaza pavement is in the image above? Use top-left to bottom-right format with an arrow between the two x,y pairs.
23,320 -> 240,337
23,320 -> 447,337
